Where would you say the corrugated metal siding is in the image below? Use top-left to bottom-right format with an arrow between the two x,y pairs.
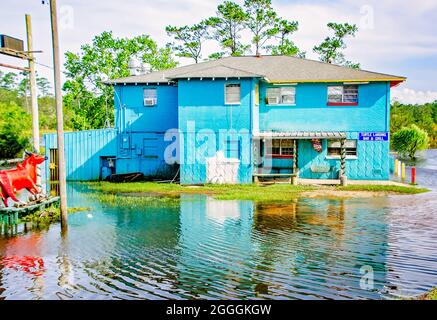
44,129 -> 117,181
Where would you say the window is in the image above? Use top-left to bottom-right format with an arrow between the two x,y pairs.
225,84 -> 241,104
269,139 -> 294,158
226,138 -> 241,159
327,140 -> 357,158
144,88 -> 157,106
327,85 -> 358,105
267,87 -> 296,105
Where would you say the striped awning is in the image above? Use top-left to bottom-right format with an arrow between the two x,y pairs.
254,131 -> 346,139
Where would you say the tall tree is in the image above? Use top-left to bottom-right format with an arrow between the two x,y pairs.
206,1 -> 250,58
63,31 -> 177,130
166,21 -> 209,63
0,71 -> 18,90
313,22 -> 360,68
244,0 -> 278,56
268,19 -> 302,56
37,77 -> 52,96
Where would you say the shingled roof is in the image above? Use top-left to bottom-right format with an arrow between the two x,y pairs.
107,55 -> 406,84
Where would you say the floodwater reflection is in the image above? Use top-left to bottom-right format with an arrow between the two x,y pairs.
0,183 -> 436,299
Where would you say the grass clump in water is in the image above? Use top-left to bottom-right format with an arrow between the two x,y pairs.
336,184 -> 429,194
88,192 -> 181,208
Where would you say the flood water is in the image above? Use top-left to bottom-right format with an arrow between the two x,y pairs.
0,150 -> 436,300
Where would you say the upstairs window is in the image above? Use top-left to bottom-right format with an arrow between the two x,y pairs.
225,83 -> 241,104
327,140 -> 357,158
144,88 -> 157,107
327,85 -> 358,105
270,139 -> 294,158
267,87 -> 296,105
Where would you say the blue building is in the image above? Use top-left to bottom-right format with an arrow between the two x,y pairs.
44,55 -> 405,185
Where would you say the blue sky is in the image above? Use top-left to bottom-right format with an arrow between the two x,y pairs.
1,0 -> 436,103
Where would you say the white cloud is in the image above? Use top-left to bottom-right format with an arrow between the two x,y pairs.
391,87 -> 437,105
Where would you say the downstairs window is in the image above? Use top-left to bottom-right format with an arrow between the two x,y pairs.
327,140 -> 357,158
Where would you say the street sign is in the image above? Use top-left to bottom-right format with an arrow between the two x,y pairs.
359,132 -> 389,141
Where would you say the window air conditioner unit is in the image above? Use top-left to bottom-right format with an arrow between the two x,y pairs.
268,97 -> 279,105
144,98 -> 157,106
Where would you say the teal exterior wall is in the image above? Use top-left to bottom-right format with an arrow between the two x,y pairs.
297,134 -> 390,180
259,82 -> 390,132
43,76 -> 392,183
113,84 -> 179,177
178,79 -> 254,184
44,84 -> 179,182
257,82 -> 391,180
44,129 -> 117,181
114,84 -> 178,132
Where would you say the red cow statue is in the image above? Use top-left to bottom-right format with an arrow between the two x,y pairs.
0,151 -> 47,207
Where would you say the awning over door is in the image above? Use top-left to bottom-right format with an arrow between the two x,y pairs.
253,131 -> 346,139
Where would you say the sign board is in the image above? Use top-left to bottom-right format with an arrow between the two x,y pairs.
0,35 -> 24,58
311,165 -> 331,173
359,132 -> 389,141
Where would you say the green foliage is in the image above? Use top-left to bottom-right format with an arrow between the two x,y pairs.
267,19 -> 302,56
0,101 -> 31,159
392,124 -> 429,160
0,72 -> 69,132
0,71 -> 17,90
166,21 -> 209,63
313,22 -> 360,68
63,31 -> 178,130
206,1 -> 250,57
391,101 -> 437,148
244,0 -> 278,56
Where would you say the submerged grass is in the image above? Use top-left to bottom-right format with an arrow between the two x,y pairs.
87,192 -> 181,208
85,181 -> 428,203
336,184 -> 429,194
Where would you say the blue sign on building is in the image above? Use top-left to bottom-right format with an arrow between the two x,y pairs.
359,132 -> 389,141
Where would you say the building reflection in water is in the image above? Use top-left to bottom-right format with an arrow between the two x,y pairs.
176,195 -> 389,299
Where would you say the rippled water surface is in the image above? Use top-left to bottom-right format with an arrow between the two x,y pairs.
1,151 -> 436,300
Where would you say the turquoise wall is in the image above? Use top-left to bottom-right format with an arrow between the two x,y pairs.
44,78 -> 392,183
114,84 -> 178,132
259,82 -> 390,132
178,79 -> 254,184
113,84 -> 179,177
297,133 -> 390,180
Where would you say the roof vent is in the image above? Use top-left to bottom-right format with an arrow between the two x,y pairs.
128,58 -> 151,76
140,62 -> 151,75
128,57 -> 141,76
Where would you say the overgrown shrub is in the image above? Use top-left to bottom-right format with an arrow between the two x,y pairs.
392,124 -> 429,160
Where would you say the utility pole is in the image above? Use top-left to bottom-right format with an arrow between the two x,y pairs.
25,14 -> 40,154
49,0 -> 68,230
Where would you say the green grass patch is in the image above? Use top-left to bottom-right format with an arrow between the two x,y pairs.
336,184 -> 429,194
83,181 -> 430,203
85,181 -> 317,202
87,192 -> 181,208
